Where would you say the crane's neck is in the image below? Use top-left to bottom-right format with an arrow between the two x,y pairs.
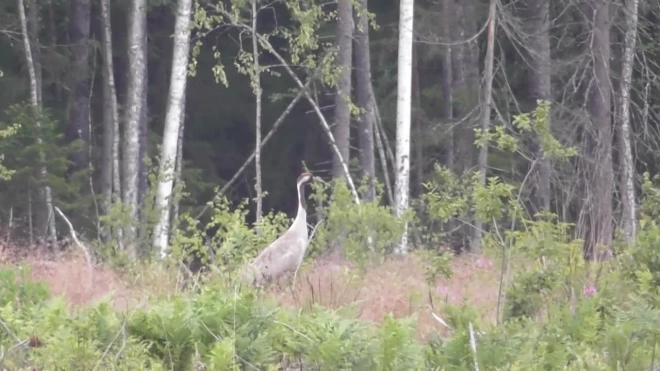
292,180 -> 308,232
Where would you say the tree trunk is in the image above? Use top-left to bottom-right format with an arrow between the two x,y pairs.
582,0 -> 613,260
412,43 -> 424,196
138,27 -> 149,242
172,94 -> 186,227
332,0 -> 353,180
123,0 -> 148,258
451,0 -> 479,177
440,0 -> 453,169
252,0 -> 263,224
19,0 -> 57,242
153,0 -> 193,258
354,0 -> 376,201
394,0 -> 415,254
525,0 -> 552,215
470,0 -> 496,255
99,0 -> 119,243
67,0 -> 92,171
618,0 -> 639,245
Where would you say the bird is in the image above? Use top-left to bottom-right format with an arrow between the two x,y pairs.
240,171 -> 319,286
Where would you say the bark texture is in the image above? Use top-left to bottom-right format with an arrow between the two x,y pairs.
440,0 -> 453,169
582,0 -> 613,260
123,0 -> 148,257
100,0 -> 120,243
67,0 -> 92,171
19,0 -> 57,242
525,0 -> 552,215
153,0 -> 193,257
253,0 -> 263,224
394,0 -> 415,254
332,0 -> 353,179
354,0 -> 376,200
618,0 -> 639,245
471,0 -> 496,255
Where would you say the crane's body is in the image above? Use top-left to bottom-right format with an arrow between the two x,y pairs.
241,172 -> 315,286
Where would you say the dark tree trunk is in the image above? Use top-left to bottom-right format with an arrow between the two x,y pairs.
582,0 -> 613,260
525,0 -> 552,215
440,0 -> 453,169
451,0 -> 479,177
332,0 -> 353,179
354,0 -> 376,200
66,0 -> 92,171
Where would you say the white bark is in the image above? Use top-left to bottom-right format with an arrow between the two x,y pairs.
123,0 -> 147,257
100,0 -> 121,243
18,0 -> 57,242
172,97 -> 186,226
252,0 -> 263,225
618,0 -> 639,244
394,0 -> 414,254
153,0 -> 193,258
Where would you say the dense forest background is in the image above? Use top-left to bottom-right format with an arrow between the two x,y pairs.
7,0 -> 660,369
0,0 -> 658,260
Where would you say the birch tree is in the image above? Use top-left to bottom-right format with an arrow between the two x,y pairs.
153,0 -> 193,257
18,0 -> 57,242
618,0 -> 639,245
471,0 -> 496,254
123,0 -> 147,257
394,0 -> 414,254
100,0 -> 121,244
332,0 -> 353,180
252,0 -> 263,225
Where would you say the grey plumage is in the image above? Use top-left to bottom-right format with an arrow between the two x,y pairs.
241,172 -> 316,286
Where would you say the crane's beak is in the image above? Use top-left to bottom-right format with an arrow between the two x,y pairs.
312,176 -> 327,184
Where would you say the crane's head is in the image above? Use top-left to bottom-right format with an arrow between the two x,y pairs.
297,172 -> 314,187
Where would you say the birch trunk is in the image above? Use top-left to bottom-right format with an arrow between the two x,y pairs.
471,0 -> 496,255
100,0 -> 120,243
332,0 -> 353,180
18,0 -> 57,242
153,0 -> 193,258
354,0 -> 376,201
618,0 -> 639,245
123,0 -> 147,258
252,0 -> 263,225
172,95 -> 186,226
394,0 -> 414,254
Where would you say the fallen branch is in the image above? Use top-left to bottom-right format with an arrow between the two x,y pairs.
54,206 -> 93,290
195,75 -> 315,220
374,104 -> 396,171
256,36 -> 361,204
216,11 -> 360,204
373,107 -> 394,205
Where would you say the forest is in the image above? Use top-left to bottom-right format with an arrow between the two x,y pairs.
1,0 -> 660,369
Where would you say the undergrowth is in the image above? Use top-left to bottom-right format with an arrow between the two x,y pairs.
2,105 -> 660,369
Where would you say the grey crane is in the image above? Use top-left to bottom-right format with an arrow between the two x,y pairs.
241,172 -> 319,286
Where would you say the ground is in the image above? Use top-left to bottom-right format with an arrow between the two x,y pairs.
0,245 -> 502,340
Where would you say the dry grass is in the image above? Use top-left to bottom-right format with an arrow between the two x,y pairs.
269,251 -> 501,339
1,247 -> 503,339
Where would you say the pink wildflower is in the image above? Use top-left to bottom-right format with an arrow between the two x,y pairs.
475,258 -> 494,270
436,284 -> 449,296
583,285 -> 597,296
